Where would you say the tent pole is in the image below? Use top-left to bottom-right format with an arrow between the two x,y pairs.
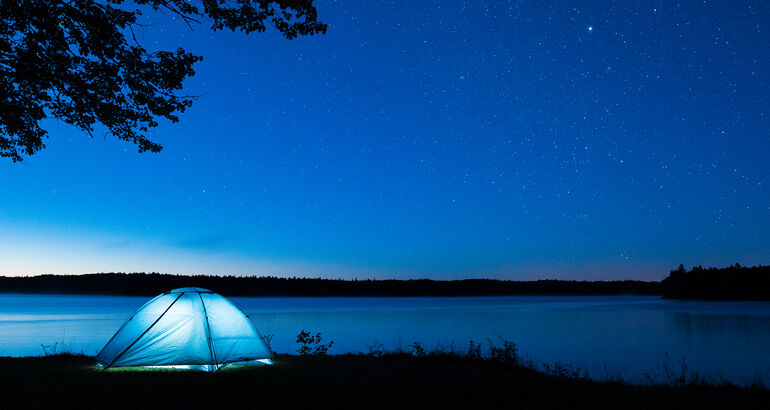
197,292 -> 218,371
231,303 -> 274,360
103,293 -> 184,370
96,293 -> 169,366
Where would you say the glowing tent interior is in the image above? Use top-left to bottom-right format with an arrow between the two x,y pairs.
96,287 -> 272,372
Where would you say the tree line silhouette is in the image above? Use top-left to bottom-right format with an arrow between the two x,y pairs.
660,263 -> 770,301
0,264 -> 766,299
0,272 -> 658,297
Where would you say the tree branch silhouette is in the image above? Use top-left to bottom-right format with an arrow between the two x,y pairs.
0,0 -> 326,161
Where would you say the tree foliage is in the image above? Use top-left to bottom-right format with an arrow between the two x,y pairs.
0,0 -> 326,161
660,263 -> 770,301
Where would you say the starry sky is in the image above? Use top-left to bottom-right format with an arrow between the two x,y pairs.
1,0 -> 768,280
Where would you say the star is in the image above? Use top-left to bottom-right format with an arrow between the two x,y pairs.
587,26 -> 593,32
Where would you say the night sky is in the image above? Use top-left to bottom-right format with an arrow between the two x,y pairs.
1,1 -> 768,280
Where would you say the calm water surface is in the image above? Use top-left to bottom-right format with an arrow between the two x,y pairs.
1,294 -> 768,385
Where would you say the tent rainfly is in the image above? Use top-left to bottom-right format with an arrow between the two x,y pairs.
96,287 -> 272,372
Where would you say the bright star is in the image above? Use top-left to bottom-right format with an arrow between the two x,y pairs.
587,26 -> 593,32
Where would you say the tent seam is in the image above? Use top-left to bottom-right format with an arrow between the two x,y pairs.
197,291 -> 218,371
103,292 -> 184,370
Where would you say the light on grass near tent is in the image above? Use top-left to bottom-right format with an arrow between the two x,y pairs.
96,287 -> 272,372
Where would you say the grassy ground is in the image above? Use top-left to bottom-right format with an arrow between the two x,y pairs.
0,354 -> 767,409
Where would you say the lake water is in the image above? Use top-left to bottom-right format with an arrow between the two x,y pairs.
1,294 -> 768,385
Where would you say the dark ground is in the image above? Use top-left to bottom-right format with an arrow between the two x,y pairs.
0,354 -> 767,409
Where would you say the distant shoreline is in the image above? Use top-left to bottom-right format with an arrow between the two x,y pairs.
0,265 -> 768,300
0,272 -> 659,297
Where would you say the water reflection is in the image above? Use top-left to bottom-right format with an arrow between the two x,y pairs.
0,294 -> 768,385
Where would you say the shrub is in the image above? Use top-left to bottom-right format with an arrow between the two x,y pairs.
542,361 -> 589,379
409,341 -> 426,357
366,341 -> 385,358
487,338 -> 518,366
296,330 -> 334,356
467,339 -> 482,360
40,341 -> 70,356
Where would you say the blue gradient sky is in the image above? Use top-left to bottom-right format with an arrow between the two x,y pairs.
1,1 -> 768,280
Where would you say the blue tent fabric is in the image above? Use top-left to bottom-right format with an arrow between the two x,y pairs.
96,288 -> 272,372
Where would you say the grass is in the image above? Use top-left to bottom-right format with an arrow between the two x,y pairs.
0,353 -> 768,409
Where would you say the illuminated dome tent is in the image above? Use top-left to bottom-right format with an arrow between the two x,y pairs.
96,287 -> 272,372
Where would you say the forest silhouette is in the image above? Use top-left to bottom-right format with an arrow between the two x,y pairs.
0,273 -> 656,297
660,264 -> 770,301
0,264 -> 767,300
